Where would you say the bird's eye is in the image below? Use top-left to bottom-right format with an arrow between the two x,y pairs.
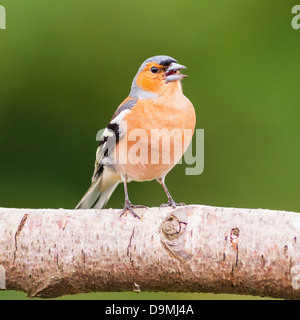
151,66 -> 159,74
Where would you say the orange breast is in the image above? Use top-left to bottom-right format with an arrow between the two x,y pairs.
115,95 -> 196,181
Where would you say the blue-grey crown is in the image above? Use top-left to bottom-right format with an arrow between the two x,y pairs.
138,55 -> 177,72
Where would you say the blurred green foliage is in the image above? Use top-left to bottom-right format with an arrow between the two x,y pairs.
0,0 -> 299,300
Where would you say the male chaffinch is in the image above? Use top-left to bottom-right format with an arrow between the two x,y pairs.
76,55 -> 196,218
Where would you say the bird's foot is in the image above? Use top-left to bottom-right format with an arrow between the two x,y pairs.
120,201 -> 148,219
159,199 -> 186,209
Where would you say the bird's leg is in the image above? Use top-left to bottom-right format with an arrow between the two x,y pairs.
157,177 -> 186,209
120,175 -> 147,219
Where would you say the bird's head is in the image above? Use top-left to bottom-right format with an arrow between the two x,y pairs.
129,55 -> 187,99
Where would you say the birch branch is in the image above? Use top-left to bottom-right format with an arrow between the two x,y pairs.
1,205 -> 300,299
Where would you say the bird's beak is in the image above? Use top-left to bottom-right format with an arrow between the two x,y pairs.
165,62 -> 187,83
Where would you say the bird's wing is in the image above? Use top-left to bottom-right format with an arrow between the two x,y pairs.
75,98 -> 138,209
92,98 -> 138,182
92,124 -> 119,182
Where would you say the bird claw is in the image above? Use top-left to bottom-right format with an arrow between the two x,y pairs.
159,200 -> 186,209
120,201 -> 148,219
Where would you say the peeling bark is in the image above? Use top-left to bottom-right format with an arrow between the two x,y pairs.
13,214 -> 29,264
1,205 -> 300,299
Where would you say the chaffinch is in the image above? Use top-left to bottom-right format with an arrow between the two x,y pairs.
76,55 -> 196,218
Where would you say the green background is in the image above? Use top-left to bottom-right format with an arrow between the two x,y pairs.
0,0 -> 299,300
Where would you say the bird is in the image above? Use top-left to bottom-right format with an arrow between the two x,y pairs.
75,55 -> 196,218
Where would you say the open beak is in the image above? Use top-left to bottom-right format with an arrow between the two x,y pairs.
165,62 -> 187,83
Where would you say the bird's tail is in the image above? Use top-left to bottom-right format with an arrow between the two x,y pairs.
75,175 -> 119,209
